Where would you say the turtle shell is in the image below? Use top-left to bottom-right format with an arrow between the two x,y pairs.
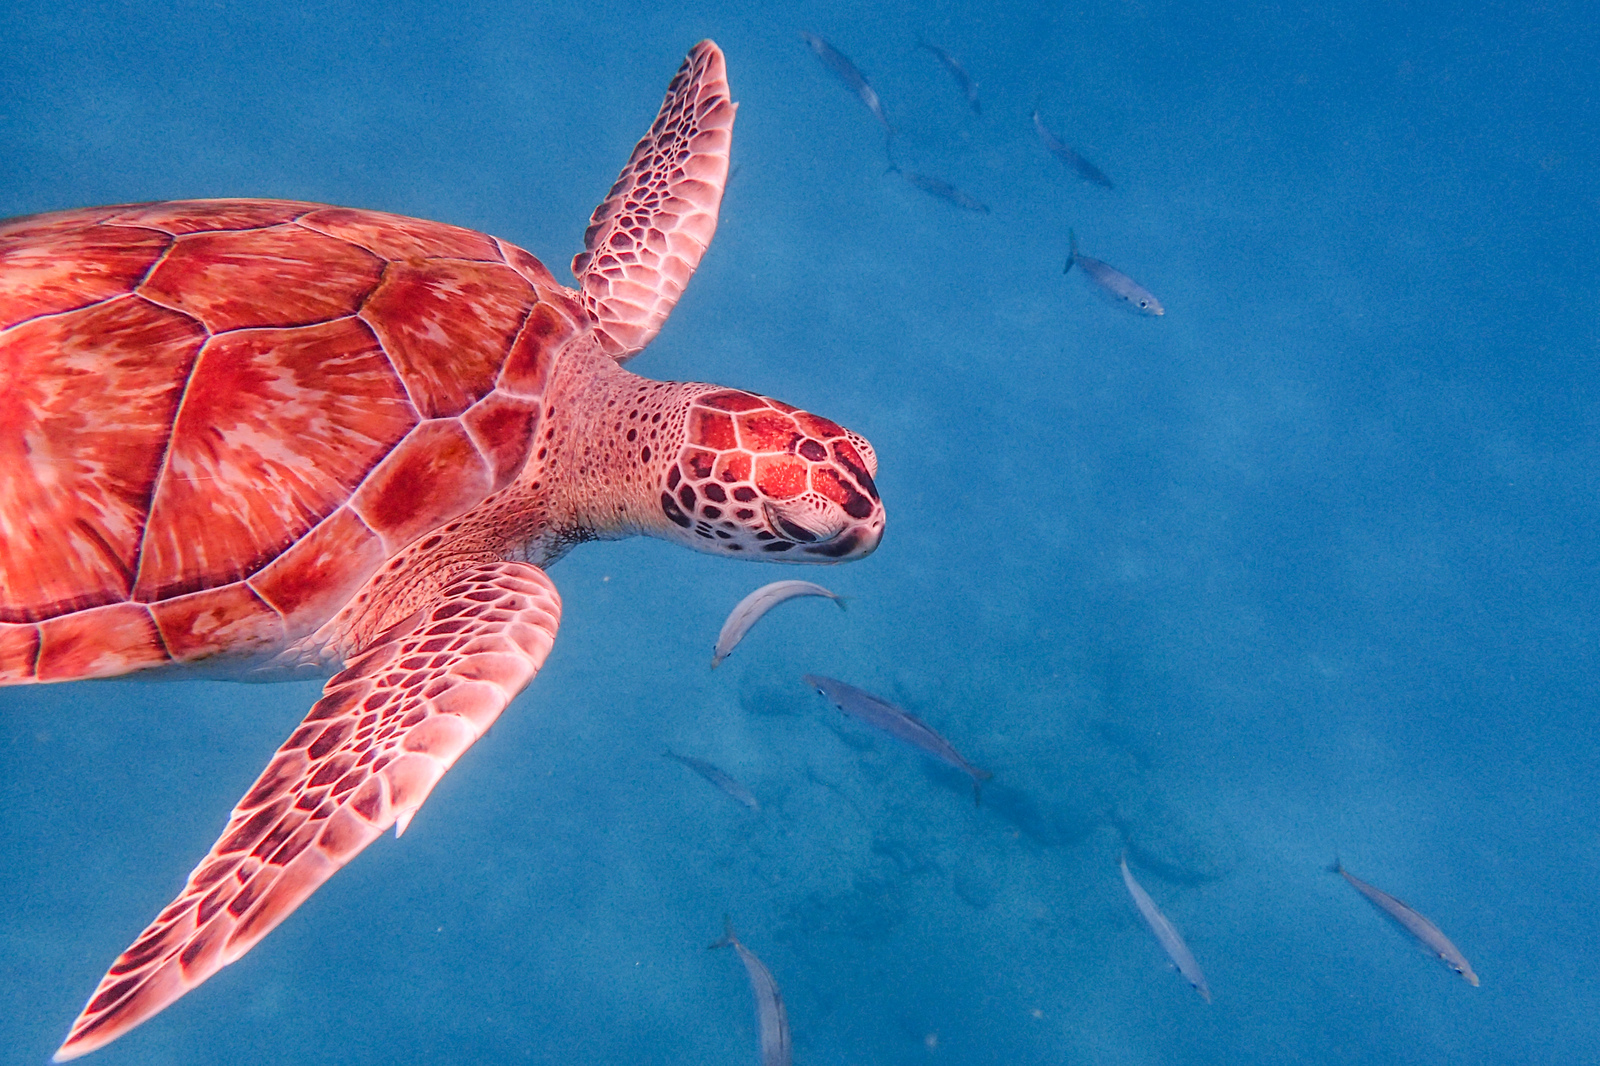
0,199 -> 587,683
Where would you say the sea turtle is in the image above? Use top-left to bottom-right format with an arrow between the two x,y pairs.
0,41 -> 884,1059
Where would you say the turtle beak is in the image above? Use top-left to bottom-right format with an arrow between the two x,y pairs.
800,512 -> 884,561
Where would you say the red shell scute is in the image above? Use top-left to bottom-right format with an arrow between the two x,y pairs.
299,207 -> 501,261
0,223 -> 170,324
140,225 -> 385,332
35,603 -> 168,682
0,623 -> 41,682
133,317 -> 417,602
1,296 -> 206,621
360,259 -> 536,418
149,583 -> 286,662
350,420 -> 494,552
247,507 -> 389,633
105,201 -> 319,234
498,301 -> 575,397
463,392 -> 542,491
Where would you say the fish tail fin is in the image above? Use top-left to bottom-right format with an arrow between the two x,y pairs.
832,594 -> 851,611
1065,229 -> 1078,274
1327,855 -> 1344,875
708,914 -> 736,951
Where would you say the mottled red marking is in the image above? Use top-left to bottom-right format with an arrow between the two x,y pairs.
139,225 -> 383,332
794,411 -> 845,440
360,259 -> 534,418
684,448 -> 715,480
497,301 -> 572,397
698,389 -> 767,413
688,407 -> 736,450
350,420 -> 493,552
104,201 -> 316,234
36,603 -> 169,682
462,391 -> 541,490
0,223 -> 170,325
715,452 -> 752,483
737,410 -> 802,453
149,582 -> 287,662
0,296 -> 205,622
299,207 -> 501,261
248,508 -> 388,635
134,317 -> 417,601
0,623 -> 41,682
754,455 -> 807,500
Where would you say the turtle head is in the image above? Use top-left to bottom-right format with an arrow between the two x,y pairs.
656,388 -> 884,562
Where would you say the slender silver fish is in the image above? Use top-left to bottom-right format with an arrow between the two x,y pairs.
1120,854 -> 1211,1003
710,919 -> 792,1066
1332,859 -> 1479,986
1032,111 -> 1113,189
712,580 -> 844,668
664,750 -> 760,811
1066,229 -> 1164,316
919,41 -> 980,114
895,169 -> 990,214
802,675 -> 992,802
800,32 -> 894,138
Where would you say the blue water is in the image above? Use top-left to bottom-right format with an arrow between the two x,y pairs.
3,1 -> 1597,1063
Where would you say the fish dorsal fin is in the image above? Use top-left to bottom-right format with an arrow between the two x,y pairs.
54,562 -> 562,1061
572,40 -> 735,362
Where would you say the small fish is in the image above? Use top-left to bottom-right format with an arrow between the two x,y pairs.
894,169 -> 991,214
664,750 -> 760,811
1120,854 -> 1211,1003
800,32 -> 894,140
1065,229 -> 1164,316
712,580 -> 844,668
1332,859 -> 1479,986
802,675 -> 992,803
710,918 -> 792,1066
1032,111 -> 1113,189
919,41 -> 980,114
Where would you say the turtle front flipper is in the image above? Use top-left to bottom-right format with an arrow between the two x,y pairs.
571,40 -> 735,360
54,562 -> 562,1061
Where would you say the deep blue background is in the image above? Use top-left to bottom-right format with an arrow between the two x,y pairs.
4,1 -> 1597,1063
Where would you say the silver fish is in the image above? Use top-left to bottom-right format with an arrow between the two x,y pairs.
1032,111 -> 1113,189
802,675 -> 992,803
710,919 -> 792,1066
1332,859 -> 1479,986
664,750 -> 760,811
800,32 -> 893,138
712,580 -> 844,668
1066,229 -> 1164,315
919,41 -> 980,114
895,169 -> 990,214
1120,854 -> 1211,1003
